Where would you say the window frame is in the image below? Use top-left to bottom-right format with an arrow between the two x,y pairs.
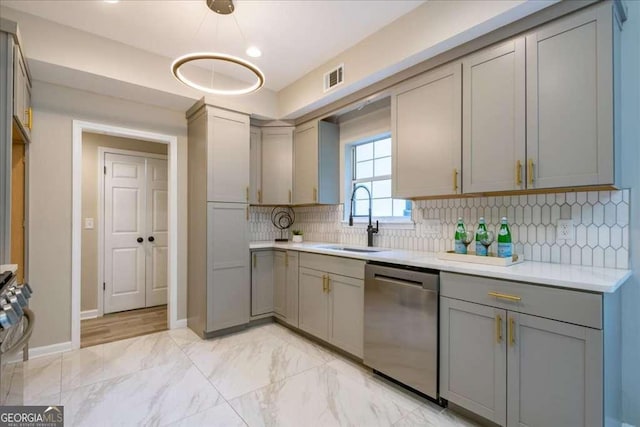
344,133 -> 412,224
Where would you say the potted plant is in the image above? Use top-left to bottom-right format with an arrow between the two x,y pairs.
291,230 -> 304,243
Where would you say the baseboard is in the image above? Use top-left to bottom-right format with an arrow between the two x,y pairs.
81,309 -> 98,320
173,318 -> 187,328
8,341 -> 73,363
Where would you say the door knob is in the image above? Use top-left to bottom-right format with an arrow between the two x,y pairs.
148,236 -> 155,242
137,237 -> 144,243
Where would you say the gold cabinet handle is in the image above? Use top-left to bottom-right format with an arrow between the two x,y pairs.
509,317 -> 516,346
488,292 -> 521,302
453,169 -> 458,193
322,275 -> 327,292
285,252 -> 289,267
326,275 -> 331,293
257,189 -> 262,204
313,187 -> 317,202
246,206 -> 249,221
252,253 -> 257,268
25,107 -> 32,130
496,314 -> 503,343
246,186 -> 249,202
516,160 -> 522,186
288,189 -> 292,204
528,159 -> 534,186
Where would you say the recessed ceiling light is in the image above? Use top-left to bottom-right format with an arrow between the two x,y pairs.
246,46 -> 262,58
104,0 -> 119,4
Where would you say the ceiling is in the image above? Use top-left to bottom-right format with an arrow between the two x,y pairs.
1,0 -> 425,92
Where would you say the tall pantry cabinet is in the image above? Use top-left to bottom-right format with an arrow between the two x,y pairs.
187,100 -> 251,338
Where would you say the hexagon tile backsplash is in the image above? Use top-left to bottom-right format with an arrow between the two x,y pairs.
249,190 -> 630,269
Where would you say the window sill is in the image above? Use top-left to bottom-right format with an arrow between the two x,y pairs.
341,218 -> 415,230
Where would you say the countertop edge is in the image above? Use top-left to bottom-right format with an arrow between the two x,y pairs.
249,242 -> 632,293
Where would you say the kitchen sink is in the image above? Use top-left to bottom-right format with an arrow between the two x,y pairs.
317,245 -> 384,253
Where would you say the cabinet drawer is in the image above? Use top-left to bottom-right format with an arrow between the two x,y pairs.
441,272 -> 602,329
299,252 -> 365,279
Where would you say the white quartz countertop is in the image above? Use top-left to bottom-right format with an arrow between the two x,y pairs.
0,264 -> 18,274
250,241 -> 631,293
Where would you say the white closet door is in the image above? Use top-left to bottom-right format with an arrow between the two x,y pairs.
104,153 -> 147,313
145,158 -> 168,307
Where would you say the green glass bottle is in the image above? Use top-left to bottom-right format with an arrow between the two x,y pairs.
454,218 -> 467,254
475,218 -> 488,256
497,217 -> 512,258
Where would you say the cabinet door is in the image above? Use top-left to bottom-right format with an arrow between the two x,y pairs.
440,297 -> 507,426
392,62 -> 462,197
262,127 -> 293,205
526,5 -> 614,189
251,250 -> 274,316
293,122 -> 318,204
463,38 -> 526,193
507,313 -> 603,427
207,109 -> 250,203
285,251 -> 299,327
298,267 -> 329,340
12,47 -> 28,136
329,274 -> 364,358
249,126 -> 261,204
273,251 -> 287,317
207,202 -> 250,332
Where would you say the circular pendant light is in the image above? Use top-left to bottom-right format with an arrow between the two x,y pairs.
172,0 -> 265,96
171,52 -> 265,96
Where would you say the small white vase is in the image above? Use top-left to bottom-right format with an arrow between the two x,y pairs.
292,235 -> 303,243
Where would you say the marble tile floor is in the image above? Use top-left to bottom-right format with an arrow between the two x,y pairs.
6,322 -> 481,427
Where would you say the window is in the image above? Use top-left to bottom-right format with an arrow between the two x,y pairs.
349,135 -> 411,220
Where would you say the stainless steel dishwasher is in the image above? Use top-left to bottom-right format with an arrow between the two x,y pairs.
364,262 -> 439,401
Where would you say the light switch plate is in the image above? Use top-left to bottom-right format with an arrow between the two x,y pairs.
85,218 -> 94,230
556,219 -> 574,242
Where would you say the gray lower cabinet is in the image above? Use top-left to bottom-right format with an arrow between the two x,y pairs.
276,250 -> 299,327
298,253 -> 365,358
440,272 -> 615,427
440,297 -> 507,426
251,250 -> 274,316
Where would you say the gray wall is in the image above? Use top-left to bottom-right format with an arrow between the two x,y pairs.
81,133 -> 168,313
620,1 -> 640,424
29,81 -> 188,348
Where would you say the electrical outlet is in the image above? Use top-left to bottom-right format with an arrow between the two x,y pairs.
423,219 -> 441,237
556,219 -> 574,242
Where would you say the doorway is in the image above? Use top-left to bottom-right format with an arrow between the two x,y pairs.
102,150 -> 168,314
72,121 -> 179,351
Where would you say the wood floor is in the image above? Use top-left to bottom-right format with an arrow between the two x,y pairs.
81,305 -> 168,348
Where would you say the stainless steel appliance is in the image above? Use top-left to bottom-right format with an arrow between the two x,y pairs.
364,262 -> 439,400
0,270 -> 34,405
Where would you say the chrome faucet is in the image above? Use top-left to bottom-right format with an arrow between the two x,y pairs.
348,185 -> 379,247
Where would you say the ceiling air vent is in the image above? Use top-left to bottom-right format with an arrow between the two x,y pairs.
323,64 -> 344,92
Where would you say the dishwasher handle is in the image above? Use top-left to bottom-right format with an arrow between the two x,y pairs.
366,264 -> 439,292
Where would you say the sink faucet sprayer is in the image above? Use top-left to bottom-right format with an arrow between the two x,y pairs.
348,185 -> 379,247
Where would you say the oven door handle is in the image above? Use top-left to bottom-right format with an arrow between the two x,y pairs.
0,308 -> 35,356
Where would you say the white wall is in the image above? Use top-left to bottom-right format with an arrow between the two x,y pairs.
28,81 -> 188,348
620,0 -> 640,424
278,0 -> 557,118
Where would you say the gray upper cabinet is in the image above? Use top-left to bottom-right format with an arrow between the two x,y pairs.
392,62 -> 462,198
440,297 -> 507,426
251,250 -> 274,316
249,126 -> 261,205
293,120 -> 339,205
262,127 -> 294,205
507,313 -> 602,427
526,4 -> 615,189
206,108 -> 250,203
463,38 -> 526,193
